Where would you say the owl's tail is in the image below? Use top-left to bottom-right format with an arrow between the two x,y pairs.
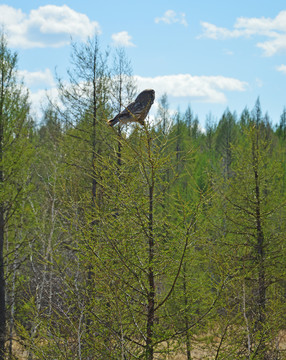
108,116 -> 119,127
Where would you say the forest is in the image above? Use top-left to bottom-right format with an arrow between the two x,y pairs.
0,32 -> 286,360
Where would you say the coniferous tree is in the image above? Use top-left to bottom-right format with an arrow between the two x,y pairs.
110,47 -> 137,167
0,33 -> 34,359
207,101 -> 286,359
1,30 -> 286,359
156,93 -> 170,135
277,107 -> 286,140
215,109 -> 238,179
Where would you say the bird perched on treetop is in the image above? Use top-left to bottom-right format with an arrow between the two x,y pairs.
108,89 -> 155,127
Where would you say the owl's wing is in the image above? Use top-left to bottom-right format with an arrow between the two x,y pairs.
115,100 -> 143,121
126,99 -> 146,118
116,100 -> 136,118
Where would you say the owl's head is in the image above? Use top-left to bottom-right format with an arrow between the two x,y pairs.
146,89 -> 155,103
137,89 -> 155,104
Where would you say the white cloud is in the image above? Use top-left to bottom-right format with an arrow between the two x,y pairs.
257,35 -> 286,56
18,68 -> 55,88
276,64 -> 286,74
155,10 -> 188,27
199,22 -> 246,40
0,4 -> 101,48
29,85 -> 69,121
25,73 -> 247,120
255,78 -> 263,88
111,31 -> 135,47
15,69 -> 57,118
199,10 -> 286,56
223,49 -> 234,56
135,74 -> 247,103
29,89 -> 51,116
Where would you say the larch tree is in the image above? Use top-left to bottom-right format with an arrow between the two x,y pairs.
156,93 -> 170,135
58,35 -> 99,350
18,106 -> 65,360
29,36 -> 115,359
110,47 -> 137,167
0,33 -> 34,359
208,101 -> 286,359
88,119 -> 205,359
215,109 -> 238,180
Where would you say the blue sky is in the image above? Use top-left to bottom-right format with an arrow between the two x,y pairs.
2,0 -> 286,127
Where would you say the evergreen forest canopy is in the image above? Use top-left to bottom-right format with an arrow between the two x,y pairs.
0,33 -> 286,360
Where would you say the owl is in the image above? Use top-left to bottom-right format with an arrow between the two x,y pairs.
108,89 -> 155,127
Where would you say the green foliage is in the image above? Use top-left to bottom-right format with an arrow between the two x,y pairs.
205,107 -> 286,359
1,33 -> 286,360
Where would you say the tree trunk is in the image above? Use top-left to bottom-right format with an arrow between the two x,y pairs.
0,204 -> 5,360
253,131 -> 266,359
183,263 -> 192,360
117,76 -> 122,168
8,244 -> 18,359
85,59 -> 98,353
0,76 -> 5,360
146,182 -> 155,360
